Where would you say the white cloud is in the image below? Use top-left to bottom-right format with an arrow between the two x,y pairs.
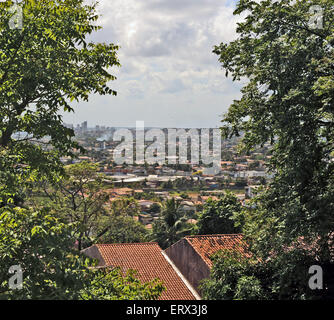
63,0 -> 244,127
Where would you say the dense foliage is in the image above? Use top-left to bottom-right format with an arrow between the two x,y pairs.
0,0 -> 164,300
0,206 -> 164,300
81,268 -> 165,300
203,0 -> 334,299
96,215 -> 149,244
196,192 -> 243,235
0,207 -> 89,299
151,198 -> 193,249
0,0 -> 120,204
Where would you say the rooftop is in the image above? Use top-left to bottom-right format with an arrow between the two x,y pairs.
86,242 -> 197,300
184,234 -> 248,268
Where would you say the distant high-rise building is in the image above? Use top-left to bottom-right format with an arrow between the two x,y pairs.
81,121 -> 88,132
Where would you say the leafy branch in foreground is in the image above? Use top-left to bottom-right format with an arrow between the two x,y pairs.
209,0 -> 334,299
0,0 -> 120,204
81,268 -> 165,300
0,206 -> 165,300
0,0 -> 165,300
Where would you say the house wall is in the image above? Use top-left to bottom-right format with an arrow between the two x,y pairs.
164,239 -> 210,294
81,245 -> 105,266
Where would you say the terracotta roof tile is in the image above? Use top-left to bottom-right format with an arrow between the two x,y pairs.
185,234 -> 248,268
93,243 -> 196,300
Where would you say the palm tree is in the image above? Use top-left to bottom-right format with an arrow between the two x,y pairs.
152,198 -> 192,249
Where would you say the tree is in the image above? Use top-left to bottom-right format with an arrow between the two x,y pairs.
200,250 -> 266,300
109,198 -> 140,217
234,178 -> 247,188
179,192 -> 190,200
81,268 -> 165,300
148,202 -> 161,214
0,0 -> 164,300
37,161 -> 110,251
161,180 -> 173,189
0,206 -> 164,300
200,246 -> 330,300
151,198 -> 192,249
0,206 -> 89,299
35,164 -> 146,249
213,0 -> 334,298
0,0 -> 120,204
95,215 -> 149,244
196,192 -> 243,235
248,161 -> 260,170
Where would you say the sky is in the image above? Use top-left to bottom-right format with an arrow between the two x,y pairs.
62,0 -> 246,128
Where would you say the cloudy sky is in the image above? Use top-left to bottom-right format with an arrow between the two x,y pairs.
63,0 -> 245,128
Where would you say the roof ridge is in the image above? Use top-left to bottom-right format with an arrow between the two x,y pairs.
161,251 -> 200,300
185,234 -> 243,238
96,242 -> 159,246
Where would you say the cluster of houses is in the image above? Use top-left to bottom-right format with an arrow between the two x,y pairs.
60,128 -> 273,191
105,188 -> 198,229
82,234 -> 248,300
103,186 -> 263,230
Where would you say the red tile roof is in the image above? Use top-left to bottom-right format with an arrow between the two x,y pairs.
89,243 -> 196,300
185,234 -> 248,268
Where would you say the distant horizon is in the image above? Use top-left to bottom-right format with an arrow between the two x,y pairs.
69,123 -> 223,129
